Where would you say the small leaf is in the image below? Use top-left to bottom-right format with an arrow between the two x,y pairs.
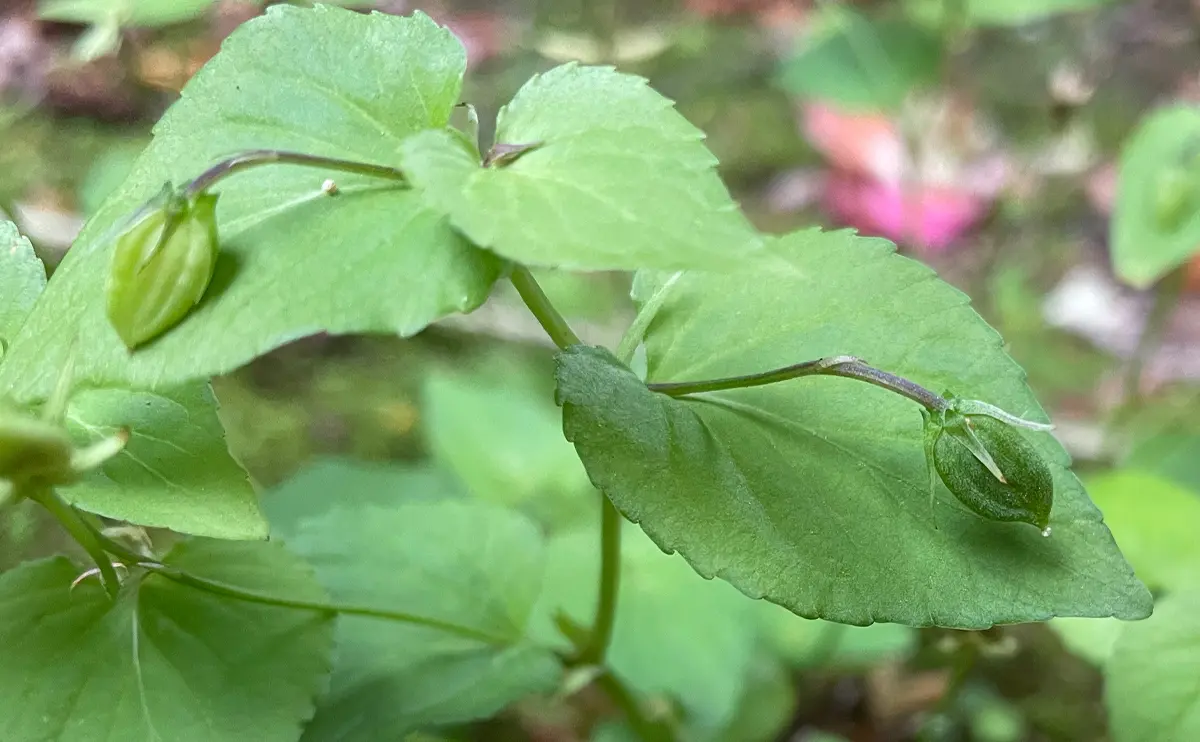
264,457 -> 461,537
0,221 -> 45,354
717,655 -> 797,742
62,382 -> 266,539
778,10 -> 943,111
1111,105 -> 1200,288
533,525 -> 758,733
0,6 -> 501,402
0,539 -> 334,742
273,496 -> 561,741
557,230 -> 1150,627
1106,588 -> 1200,742
421,366 -> 595,531
400,64 -> 764,272
39,0 -> 221,27
1080,470 -> 1200,592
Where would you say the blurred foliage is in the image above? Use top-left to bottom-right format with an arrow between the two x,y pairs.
4,0 -> 1200,740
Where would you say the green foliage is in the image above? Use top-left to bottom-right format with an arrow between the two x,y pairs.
0,5 -> 1167,741
0,540 -> 334,741
1111,105 -> 1200,288
421,365 -> 595,530
271,492 -> 562,741
1052,470 -> 1200,666
1107,588 -> 1200,742
778,9 -> 943,110
39,0 -> 219,27
0,6 -> 500,401
534,525 -> 758,735
556,230 -> 1148,627
0,222 -> 45,355
62,383 -> 266,539
400,63 -> 763,271
903,0 -> 1120,28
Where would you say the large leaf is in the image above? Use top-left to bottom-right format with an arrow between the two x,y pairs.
0,221 -> 45,355
0,6 -> 501,402
1111,105 -> 1200,288
533,525 -> 758,734
557,231 -> 1151,627
1083,470 -> 1200,592
62,382 -> 265,539
0,539 -> 334,742
778,10 -> 943,111
1050,469 -> 1200,665
421,366 -> 595,531
1107,588 -> 1200,742
273,497 -> 561,741
399,64 -> 764,271
264,457 -> 461,536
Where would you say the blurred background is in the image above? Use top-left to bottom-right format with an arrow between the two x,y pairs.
2,1 -> 1200,740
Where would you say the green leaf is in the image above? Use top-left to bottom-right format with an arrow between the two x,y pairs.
557,231 -> 1151,628
1111,105 -> 1200,288
0,6 -> 501,403
0,221 -> 45,355
399,64 -> 764,271
716,655 -> 797,742
264,457 -> 461,537
1083,469 -> 1200,592
1126,433 -> 1200,494
276,499 -> 561,741
534,525 -> 758,733
1106,588 -> 1200,742
421,366 -> 595,531
757,603 -> 916,670
62,382 -> 266,539
0,539 -> 334,742
963,0 -> 1118,26
40,0 -> 219,27
778,10 -> 943,111
1049,469 -> 1200,666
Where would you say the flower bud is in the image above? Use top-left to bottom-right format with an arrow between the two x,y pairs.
922,404 -> 1054,532
105,186 -> 219,350
0,405 -> 75,487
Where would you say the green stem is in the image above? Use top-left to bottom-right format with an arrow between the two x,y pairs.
510,265 -> 582,349
1123,266 -> 1187,404
647,356 -> 950,413
577,496 -> 621,666
595,670 -> 676,742
30,487 -> 120,599
184,149 -> 407,197
85,527 -> 513,646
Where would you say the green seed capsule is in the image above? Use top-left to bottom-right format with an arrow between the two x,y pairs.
0,405 -> 75,487
923,409 -> 1054,531
105,188 -> 219,350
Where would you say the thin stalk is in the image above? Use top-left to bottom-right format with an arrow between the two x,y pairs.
30,487 -> 121,598
184,149 -> 407,197
1123,265 -> 1186,404
85,526 -> 513,646
510,265 -> 582,349
595,670 -> 676,742
577,496 -> 621,665
647,356 -> 950,413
